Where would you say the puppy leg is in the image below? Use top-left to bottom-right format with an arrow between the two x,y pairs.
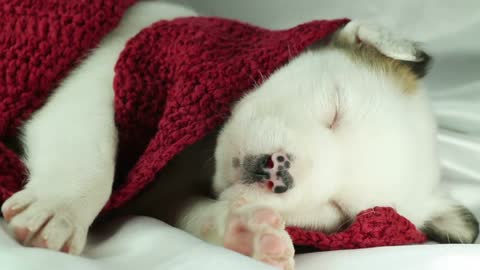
1,39 -> 119,255
1,68 -> 117,254
0,2 -> 184,254
178,197 -> 295,270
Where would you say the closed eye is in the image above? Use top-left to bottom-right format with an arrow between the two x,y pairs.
329,85 -> 342,130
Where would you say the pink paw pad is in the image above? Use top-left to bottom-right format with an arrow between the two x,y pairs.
224,207 -> 294,270
260,234 -> 286,255
14,228 -> 30,243
253,208 -> 283,228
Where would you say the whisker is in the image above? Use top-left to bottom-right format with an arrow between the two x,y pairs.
287,42 -> 293,59
456,232 -> 464,244
247,74 -> 260,88
355,209 -> 375,218
335,217 -> 354,231
258,70 -> 266,84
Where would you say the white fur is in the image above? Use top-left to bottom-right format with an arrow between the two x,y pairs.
211,39 -> 441,228
1,2 -> 197,254
1,1 -> 474,265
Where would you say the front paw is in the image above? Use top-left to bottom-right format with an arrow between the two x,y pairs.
223,205 -> 295,270
2,189 -> 89,254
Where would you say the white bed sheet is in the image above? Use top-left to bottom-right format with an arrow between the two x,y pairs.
1,0 -> 479,269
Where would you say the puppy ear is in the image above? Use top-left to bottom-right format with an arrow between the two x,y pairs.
398,50 -> 431,78
333,21 -> 432,78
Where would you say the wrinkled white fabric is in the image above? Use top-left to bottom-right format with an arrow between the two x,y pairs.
1,0 -> 479,269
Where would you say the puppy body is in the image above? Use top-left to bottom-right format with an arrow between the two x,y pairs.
1,2 -> 477,269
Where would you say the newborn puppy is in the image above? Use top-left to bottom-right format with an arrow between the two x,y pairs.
1,2 -> 478,270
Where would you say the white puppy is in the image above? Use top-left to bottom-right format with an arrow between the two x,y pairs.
1,2 -> 478,270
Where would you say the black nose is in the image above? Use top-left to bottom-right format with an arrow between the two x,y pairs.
274,185 -> 288,193
243,154 -> 272,181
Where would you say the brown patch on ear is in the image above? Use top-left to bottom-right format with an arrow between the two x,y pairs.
330,29 -> 430,94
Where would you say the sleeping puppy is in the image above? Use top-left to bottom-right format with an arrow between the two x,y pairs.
1,2 -> 478,270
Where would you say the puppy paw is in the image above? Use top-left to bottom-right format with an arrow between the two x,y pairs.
224,206 -> 295,270
2,189 -> 88,254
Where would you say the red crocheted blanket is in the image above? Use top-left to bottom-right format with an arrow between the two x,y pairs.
0,0 -> 426,251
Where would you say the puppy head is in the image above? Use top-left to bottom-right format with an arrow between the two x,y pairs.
213,51 -> 344,199
213,21 -> 432,200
